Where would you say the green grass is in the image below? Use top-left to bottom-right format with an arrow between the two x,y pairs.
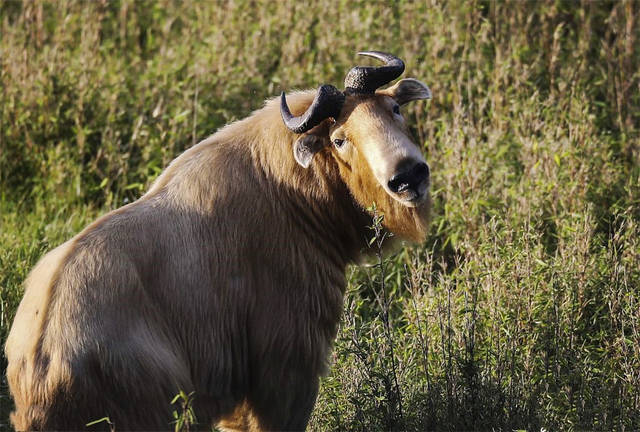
1,0 -> 639,430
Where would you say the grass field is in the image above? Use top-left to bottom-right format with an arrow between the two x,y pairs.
1,1 -> 639,430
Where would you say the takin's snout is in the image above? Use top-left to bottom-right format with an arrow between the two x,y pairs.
387,160 -> 430,206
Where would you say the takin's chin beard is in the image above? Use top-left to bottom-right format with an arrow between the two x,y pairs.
363,190 -> 432,253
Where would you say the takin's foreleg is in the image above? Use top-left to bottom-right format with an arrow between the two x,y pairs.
247,366 -> 320,431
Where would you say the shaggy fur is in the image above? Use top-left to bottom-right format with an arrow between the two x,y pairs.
5,88 -> 431,431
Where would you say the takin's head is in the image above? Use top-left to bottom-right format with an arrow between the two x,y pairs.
281,51 -> 432,238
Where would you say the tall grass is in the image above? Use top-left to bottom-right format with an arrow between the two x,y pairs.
1,1 -> 639,430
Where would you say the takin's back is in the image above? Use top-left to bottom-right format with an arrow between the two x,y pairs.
5,135 -> 254,428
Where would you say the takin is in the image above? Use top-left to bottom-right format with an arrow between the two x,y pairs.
5,51 -> 432,431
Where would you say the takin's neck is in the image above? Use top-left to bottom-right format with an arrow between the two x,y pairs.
148,90 -> 427,264
147,90 -> 372,264
242,94 -> 373,264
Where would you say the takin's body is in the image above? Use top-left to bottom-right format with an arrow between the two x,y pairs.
6,89 -> 430,430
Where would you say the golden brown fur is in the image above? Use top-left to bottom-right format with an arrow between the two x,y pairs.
5,89 -> 431,431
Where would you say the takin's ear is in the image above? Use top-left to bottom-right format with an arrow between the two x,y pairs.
294,135 -> 328,168
292,121 -> 331,168
378,78 -> 432,106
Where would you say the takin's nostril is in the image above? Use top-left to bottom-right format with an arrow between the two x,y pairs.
387,174 -> 406,193
388,162 -> 430,193
412,162 -> 430,183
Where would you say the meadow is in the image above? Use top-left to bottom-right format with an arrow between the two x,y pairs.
1,1 -> 639,430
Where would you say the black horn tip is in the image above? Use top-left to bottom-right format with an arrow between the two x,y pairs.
357,50 -> 397,59
358,51 -> 405,68
280,92 -> 290,115
280,91 -> 294,122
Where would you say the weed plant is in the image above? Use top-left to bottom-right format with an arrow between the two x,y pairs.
1,1 -> 639,430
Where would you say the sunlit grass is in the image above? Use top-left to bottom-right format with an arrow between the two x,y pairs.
1,1 -> 639,430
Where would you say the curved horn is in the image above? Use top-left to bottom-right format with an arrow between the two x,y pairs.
344,51 -> 405,94
280,84 -> 345,134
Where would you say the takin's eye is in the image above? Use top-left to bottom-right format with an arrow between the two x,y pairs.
392,105 -> 401,115
333,138 -> 345,148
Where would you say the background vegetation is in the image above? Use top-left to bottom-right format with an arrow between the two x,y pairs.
1,0 -> 639,430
